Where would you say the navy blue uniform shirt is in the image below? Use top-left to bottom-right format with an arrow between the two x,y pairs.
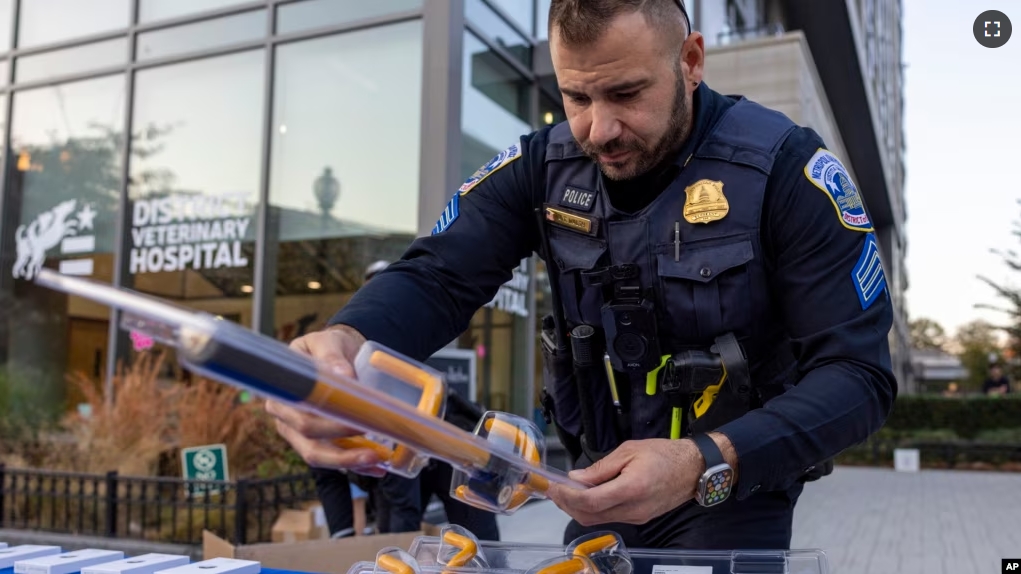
330,82 -> 897,499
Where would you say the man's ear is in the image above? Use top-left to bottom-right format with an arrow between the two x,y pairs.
680,32 -> 706,87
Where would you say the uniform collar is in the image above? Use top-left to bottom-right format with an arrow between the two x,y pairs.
672,81 -> 729,168
598,82 -> 735,212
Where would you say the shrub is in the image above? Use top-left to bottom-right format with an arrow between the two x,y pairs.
883,395 -> 1021,439
58,351 -> 175,476
12,349 -> 308,479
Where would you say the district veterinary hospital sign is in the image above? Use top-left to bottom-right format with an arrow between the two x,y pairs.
130,192 -> 251,273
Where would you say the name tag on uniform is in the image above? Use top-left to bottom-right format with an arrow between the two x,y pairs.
560,186 -> 597,212
544,205 -> 599,237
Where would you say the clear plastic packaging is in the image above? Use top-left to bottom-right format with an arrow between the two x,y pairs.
564,532 -> 631,574
450,411 -> 549,514
330,342 -> 447,477
373,548 -> 422,574
350,526 -> 829,574
524,555 -> 597,574
345,562 -> 377,574
406,535 -> 831,574
33,269 -> 587,503
436,525 -> 488,570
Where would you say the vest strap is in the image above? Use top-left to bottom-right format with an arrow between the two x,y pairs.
694,99 -> 799,174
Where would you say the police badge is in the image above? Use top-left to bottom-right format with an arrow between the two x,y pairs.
683,179 -> 729,224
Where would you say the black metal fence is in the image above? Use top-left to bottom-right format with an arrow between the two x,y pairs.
0,464 -> 319,545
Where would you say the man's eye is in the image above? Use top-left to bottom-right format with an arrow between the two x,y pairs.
569,95 -> 590,105
615,91 -> 638,101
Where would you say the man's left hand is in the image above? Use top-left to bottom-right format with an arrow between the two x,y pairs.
546,434 -> 737,526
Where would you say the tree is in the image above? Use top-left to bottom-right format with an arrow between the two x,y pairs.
976,198 -> 1021,376
953,319 -> 1001,392
10,121 -> 177,255
909,317 -> 947,350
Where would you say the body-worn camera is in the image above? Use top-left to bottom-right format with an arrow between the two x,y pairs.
582,264 -> 662,373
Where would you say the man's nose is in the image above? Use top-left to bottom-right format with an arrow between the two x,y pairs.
588,104 -> 622,148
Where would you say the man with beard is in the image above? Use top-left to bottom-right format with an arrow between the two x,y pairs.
266,0 -> 897,550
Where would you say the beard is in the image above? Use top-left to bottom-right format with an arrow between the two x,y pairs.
582,72 -> 692,181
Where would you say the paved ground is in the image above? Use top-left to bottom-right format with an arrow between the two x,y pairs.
496,466 -> 1021,574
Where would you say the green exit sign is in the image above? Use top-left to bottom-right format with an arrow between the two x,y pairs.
181,444 -> 229,497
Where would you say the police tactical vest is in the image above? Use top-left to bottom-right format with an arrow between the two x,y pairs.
541,98 -> 800,455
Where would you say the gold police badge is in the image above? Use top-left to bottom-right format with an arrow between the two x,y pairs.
683,179 -> 729,224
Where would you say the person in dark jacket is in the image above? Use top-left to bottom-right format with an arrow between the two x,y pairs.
269,0 -> 896,550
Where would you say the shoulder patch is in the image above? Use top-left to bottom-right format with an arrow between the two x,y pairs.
804,148 -> 873,232
852,233 -> 887,310
459,142 -> 522,194
431,192 -> 460,235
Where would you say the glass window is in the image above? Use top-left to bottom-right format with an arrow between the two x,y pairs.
539,89 -> 565,127
465,259 -> 535,417
265,21 -> 423,340
18,0 -> 130,49
685,0 -> 697,32
138,0 -> 255,24
460,28 -> 534,420
461,30 -> 530,165
0,0 -> 13,52
536,0 -> 550,39
1,76 -> 125,420
487,0 -> 534,37
276,0 -> 421,36
465,0 -> 531,68
0,60 -> 8,85
16,38 -> 127,84
136,10 -> 265,61
127,50 -> 264,331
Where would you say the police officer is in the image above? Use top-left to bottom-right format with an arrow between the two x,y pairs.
267,0 -> 897,550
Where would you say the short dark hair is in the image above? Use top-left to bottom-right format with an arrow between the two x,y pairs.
548,0 -> 689,48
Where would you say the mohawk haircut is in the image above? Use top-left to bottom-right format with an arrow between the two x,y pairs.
548,0 -> 690,49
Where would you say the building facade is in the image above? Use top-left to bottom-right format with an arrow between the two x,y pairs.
0,0 -> 910,431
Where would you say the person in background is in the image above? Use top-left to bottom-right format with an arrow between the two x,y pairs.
982,363 -> 1011,396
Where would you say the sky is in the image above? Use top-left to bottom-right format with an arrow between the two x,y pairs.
901,1 -> 1021,338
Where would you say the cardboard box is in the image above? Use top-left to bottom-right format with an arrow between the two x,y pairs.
203,524 -> 441,574
270,508 -> 328,543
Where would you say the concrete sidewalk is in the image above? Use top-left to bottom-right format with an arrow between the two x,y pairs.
495,466 -> 1020,574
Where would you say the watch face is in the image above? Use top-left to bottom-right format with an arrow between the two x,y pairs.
699,465 -> 733,506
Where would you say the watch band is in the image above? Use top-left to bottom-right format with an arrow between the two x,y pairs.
691,433 -> 725,470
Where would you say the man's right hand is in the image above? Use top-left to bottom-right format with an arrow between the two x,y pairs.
265,324 -> 387,477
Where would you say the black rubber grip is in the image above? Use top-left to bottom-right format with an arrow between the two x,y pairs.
571,325 -> 596,367
179,330 -> 318,403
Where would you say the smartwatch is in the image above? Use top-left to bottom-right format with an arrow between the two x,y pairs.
690,433 -> 734,507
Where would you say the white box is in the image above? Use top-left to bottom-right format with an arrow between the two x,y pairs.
0,547 -> 63,569
155,558 -> 259,574
81,554 -> 191,574
0,544 -> 8,549
15,549 -> 124,574
894,448 -> 920,472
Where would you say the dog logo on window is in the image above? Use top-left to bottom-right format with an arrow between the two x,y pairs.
13,199 -> 80,280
